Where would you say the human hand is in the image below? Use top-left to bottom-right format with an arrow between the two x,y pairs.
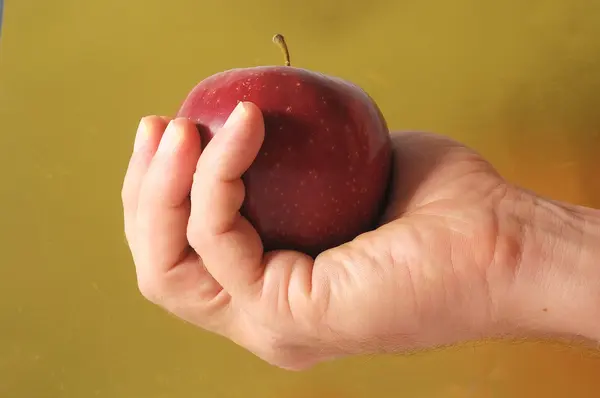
121,102 -> 529,370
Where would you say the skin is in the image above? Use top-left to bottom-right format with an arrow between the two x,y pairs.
121,101 -> 600,371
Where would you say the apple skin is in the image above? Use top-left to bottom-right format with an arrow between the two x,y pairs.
177,66 -> 392,257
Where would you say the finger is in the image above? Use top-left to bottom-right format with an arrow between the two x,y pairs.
188,102 -> 266,296
134,118 -> 201,282
122,116 -> 170,245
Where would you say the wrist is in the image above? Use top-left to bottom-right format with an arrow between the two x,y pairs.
493,187 -> 600,341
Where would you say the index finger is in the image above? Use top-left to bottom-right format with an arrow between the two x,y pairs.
188,102 -> 266,295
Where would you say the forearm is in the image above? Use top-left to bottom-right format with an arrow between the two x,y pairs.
495,187 -> 600,342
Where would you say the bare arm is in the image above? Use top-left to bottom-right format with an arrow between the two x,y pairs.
494,187 -> 600,342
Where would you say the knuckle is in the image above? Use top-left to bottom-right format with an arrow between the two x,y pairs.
136,274 -> 164,304
186,219 -> 201,247
186,215 -> 209,251
121,157 -> 143,204
121,183 -> 132,206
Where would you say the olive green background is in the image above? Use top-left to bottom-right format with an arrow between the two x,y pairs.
1,0 -> 599,397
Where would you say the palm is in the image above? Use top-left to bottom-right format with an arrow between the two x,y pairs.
314,132 -> 507,351
233,131 -> 509,368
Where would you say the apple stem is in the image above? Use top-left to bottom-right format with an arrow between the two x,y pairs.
272,34 -> 291,67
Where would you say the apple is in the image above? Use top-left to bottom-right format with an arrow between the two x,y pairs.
177,34 -> 392,257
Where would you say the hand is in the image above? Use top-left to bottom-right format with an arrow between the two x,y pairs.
121,102 -> 521,370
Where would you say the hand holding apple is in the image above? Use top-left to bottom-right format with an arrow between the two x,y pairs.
122,100 -> 530,370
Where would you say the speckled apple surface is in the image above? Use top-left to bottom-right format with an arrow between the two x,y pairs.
178,67 -> 392,256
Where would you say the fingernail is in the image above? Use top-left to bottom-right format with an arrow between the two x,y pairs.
157,119 -> 184,153
223,102 -> 248,129
134,118 -> 149,151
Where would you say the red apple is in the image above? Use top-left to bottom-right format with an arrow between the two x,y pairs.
177,34 -> 392,257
